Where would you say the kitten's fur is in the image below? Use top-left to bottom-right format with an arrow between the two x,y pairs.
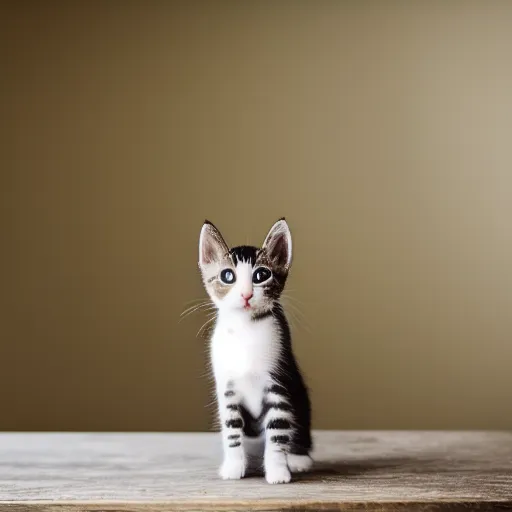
198,218 -> 312,484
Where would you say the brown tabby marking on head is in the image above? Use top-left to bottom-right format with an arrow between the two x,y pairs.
200,258 -> 235,301
253,248 -> 288,303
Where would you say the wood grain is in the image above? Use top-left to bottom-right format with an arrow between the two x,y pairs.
0,432 -> 511,511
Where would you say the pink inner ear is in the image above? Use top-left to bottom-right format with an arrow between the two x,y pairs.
269,233 -> 289,268
202,242 -> 217,265
201,226 -> 228,265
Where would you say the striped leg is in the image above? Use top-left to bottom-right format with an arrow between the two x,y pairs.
218,385 -> 246,480
263,384 -> 293,484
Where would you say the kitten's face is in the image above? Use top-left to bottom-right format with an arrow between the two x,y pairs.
198,219 -> 292,316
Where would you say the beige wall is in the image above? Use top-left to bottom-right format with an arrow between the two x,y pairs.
2,1 -> 512,431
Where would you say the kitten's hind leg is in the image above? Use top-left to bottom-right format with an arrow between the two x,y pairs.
264,439 -> 291,484
287,452 -> 313,473
218,385 -> 246,480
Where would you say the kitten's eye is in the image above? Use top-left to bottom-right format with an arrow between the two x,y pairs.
253,267 -> 272,285
220,269 -> 236,284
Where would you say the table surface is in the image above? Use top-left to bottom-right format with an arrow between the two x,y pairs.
0,431 -> 511,511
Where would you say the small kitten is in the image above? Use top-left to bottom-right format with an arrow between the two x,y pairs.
198,218 -> 312,484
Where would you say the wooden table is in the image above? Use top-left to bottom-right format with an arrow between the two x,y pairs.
0,432 -> 511,511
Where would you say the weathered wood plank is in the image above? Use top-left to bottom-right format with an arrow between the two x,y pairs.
0,432 -> 511,511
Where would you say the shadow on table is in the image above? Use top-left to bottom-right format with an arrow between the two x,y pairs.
244,456 -> 422,481
296,457 -> 417,481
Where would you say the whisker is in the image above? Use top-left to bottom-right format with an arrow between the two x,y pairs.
281,296 -> 307,317
197,316 -> 216,338
179,310 -> 214,323
284,308 -> 300,333
204,397 -> 218,409
284,303 -> 307,322
180,301 -> 212,316
281,300 -> 303,317
179,302 -> 215,320
282,293 -> 307,307
182,297 -> 210,306
281,296 -> 313,335
179,307 -> 216,323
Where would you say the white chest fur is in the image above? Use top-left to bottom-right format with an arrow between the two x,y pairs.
211,312 -> 280,417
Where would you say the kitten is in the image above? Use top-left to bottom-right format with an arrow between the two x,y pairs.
198,218 -> 312,484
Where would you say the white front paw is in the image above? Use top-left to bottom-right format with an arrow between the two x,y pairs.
287,453 -> 313,473
219,457 -> 246,480
265,464 -> 291,484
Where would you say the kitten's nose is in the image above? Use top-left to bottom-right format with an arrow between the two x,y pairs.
242,292 -> 253,301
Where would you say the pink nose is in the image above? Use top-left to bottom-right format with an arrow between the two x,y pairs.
242,292 -> 253,301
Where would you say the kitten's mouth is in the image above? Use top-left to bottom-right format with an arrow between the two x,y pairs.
243,301 -> 251,310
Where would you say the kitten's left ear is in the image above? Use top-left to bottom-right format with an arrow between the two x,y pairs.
199,220 -> 229,267
262,217 -> 292,270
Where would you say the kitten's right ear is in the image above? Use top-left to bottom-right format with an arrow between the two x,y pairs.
262,217 -> 293,270
199,220 -> 229,267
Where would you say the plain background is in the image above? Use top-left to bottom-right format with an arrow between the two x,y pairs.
2,1 -> 512,431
